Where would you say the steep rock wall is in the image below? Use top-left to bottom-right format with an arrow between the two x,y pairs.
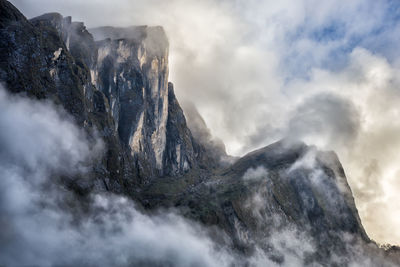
6,10 -> 209,181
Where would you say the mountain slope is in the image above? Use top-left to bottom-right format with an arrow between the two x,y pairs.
141,140 -> 386,265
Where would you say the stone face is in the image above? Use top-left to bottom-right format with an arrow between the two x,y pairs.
2,5 -> 206,180
93,28 -> 170,175
89,25 -> 202,177
164,82 -> 198,174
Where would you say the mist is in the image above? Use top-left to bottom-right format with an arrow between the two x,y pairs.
10,0 -> 400,245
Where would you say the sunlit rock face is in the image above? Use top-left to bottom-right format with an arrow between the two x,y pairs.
91,26 -> 170,174
89,26 -> 202,176
1,6 -> 205,180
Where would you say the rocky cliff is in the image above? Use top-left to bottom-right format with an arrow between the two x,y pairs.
1,3 -> 212,191
0,0 -> 399,266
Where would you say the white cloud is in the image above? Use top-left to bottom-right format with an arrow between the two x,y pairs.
242,166 -> 269,181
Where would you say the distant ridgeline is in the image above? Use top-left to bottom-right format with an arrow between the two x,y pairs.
0,0 -> 399,265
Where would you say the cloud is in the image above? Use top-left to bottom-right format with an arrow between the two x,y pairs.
242,166 -> 269,181
287,93 -> 360,149
181,101 -> 233,164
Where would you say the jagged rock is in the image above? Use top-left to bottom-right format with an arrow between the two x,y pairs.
164,82 -> 198,174
1,1 -> 211,187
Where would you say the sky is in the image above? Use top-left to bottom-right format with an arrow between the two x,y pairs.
10,0 -> 400,245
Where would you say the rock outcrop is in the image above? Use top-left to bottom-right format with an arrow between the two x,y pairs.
1,3 -> 211,189
90,26 -> 207,177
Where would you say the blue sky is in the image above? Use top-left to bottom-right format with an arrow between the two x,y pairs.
277,0 -> 400,79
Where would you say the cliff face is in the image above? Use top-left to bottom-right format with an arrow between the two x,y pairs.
90,26 -> 202,176
92,26 -> 171,174
2,7 -> 207,186
0,0 -> 398,266
0,6 -> 135,193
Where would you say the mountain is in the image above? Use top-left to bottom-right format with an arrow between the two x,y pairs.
1,1 -> 217,191
0,0 -> 399,265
